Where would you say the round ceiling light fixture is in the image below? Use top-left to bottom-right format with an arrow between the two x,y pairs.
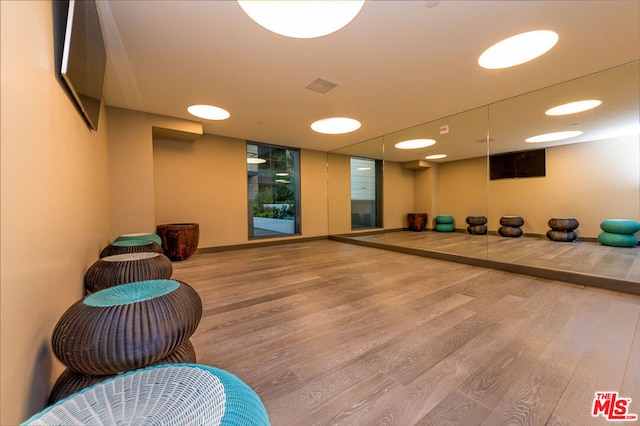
545,100 -> 602,116
425,154 -> 447,160
311,117 -> 361,134
478,30 -> 558,69
237,1 -> 365,39
525,130 -> 583,143
395,139 -> 436,149
187,104 -> 230,120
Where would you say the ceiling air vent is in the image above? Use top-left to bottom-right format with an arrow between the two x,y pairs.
306,78 -> 338,94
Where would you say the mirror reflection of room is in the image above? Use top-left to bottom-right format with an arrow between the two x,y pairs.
330,61 -> 640,287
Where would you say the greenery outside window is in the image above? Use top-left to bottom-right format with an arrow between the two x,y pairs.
247,142 -> 300,238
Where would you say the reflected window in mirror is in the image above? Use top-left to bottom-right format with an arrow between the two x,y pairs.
350,157 -> 382,230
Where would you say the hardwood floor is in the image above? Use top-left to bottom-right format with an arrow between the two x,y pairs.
335,231 -> 640,292
172,240 -> 640,425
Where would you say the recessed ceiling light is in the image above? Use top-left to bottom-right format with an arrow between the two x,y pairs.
545,100 -> 602,116
356,167 -> 371,171
247,158 -> 267,164
525,130 -> 583,143
311,117 -> 361,134
478,30 -> 558,69
237,0 -> 365,39
425,154 -> 447,160
275,172 -> 289,176
395,139 -> 436,149
187,104 -> 230,120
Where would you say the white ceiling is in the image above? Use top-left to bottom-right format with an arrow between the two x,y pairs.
98,1 -> 640,154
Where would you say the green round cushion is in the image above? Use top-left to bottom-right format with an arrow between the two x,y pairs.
598,232 -> 638,247
600,219 -> 640,234
435,215 -> 454,224
435,223 -> 455,232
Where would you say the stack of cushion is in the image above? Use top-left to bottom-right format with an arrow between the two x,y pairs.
434,215 -> 455,232
498,216 -> 524,237
546,218 -> 579,242
465,216 -> 487,235
598,219 -> 640,247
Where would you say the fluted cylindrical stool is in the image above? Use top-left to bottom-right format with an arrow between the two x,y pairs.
598,219 -> 640,247
84,252 -> 173,293
499,216 -> 524,237
434,215 -> 455,232
466,216 -> 487,235
47,339 -> 197,405
100,239 -> 164,258
114,233 -> 163,246
52,279 -> 202,376
26,364 -> 270,426
547,218 -> 579,242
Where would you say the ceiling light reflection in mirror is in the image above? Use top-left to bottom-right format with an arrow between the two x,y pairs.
237,0 -> 365,39
525,130 -> 583,143
478,30 -> 558,69
395,139 -> 436,149
545,100 -> 602,116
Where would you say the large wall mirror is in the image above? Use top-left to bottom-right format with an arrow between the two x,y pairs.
328,61 -> 639,288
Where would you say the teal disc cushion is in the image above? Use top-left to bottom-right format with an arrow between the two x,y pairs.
435,215 -> 454,224
435,223 -> 455,232
115,233 -> 163,246
600,219 -> 640,234
598,232 -> 638,247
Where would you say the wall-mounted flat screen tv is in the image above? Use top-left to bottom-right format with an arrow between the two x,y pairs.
61,0 -> 106,131
490,149 -> 546,180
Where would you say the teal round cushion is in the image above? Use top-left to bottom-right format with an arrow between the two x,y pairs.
435,215 -> 454,224
600,219 -> 640,234
435,223 -> 455,232
598,232 -> 638,247
115,233 -> 163,246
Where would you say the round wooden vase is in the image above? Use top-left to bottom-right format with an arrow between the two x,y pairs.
156,223 -> 200,261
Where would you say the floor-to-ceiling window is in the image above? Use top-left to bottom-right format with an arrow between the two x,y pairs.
247,142 -> 300,238
350,157 -> 382,229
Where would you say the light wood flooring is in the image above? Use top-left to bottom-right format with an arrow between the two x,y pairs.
172,240 -> 640,425
336,231 -> 640,290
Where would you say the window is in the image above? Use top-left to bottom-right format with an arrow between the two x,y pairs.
247,142 -> 300,238
350,157 -> 382,229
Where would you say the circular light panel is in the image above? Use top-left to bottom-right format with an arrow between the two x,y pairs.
395,139 -> 436,149
545,100 -> 602,116
525,130 -> 583,143
237,1 -> 365,39
187,104 -> 230,120
311,117 -> 361,134
478,30 -> 558,69
425,154 -> 447,160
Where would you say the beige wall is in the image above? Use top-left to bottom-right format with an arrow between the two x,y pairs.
0,2 -> 111,423
107,107 -> 202,239
327,153 -> 352,234
153,134 -> 329,247
383,161 -> 415,229
488,135 -> 640,237
439,156 -> 488,229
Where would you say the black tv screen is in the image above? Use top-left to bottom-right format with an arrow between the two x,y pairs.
490,149 -> 546,180
60,0 -> 106,131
